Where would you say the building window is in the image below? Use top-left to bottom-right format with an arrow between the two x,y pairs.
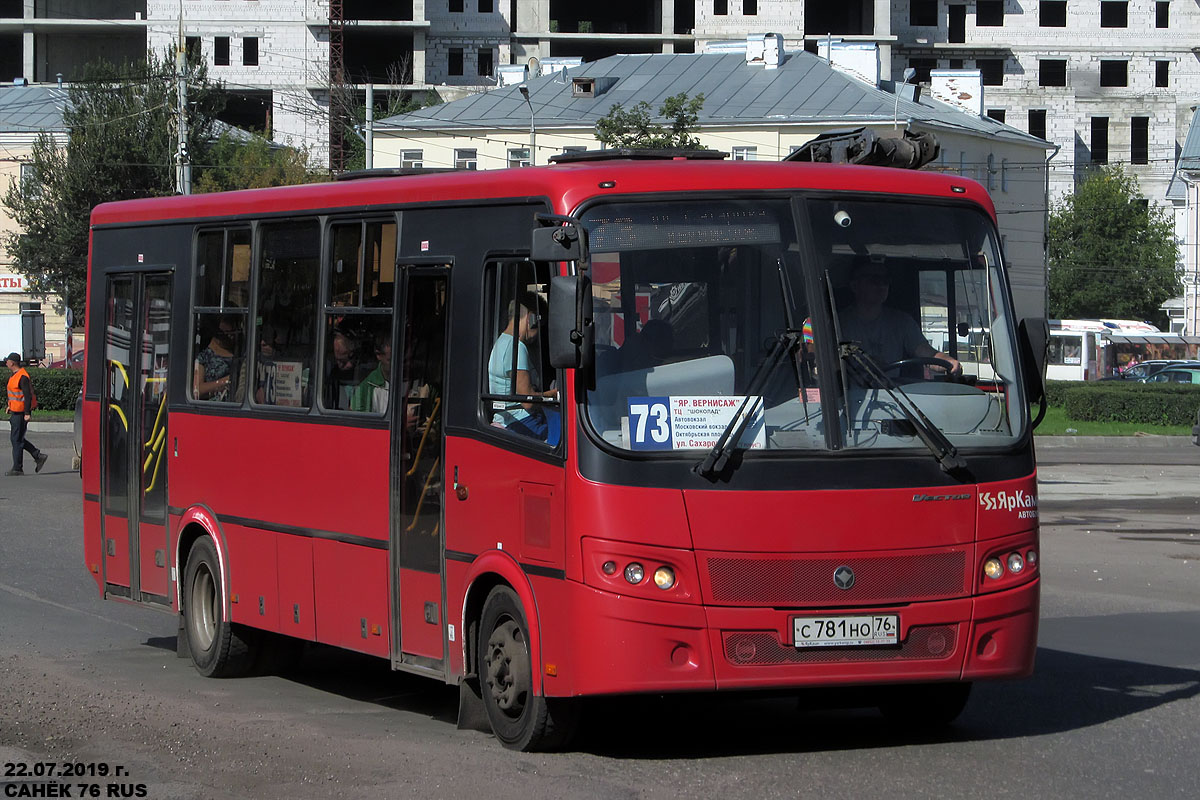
1099,60 -> 1128,87
948,4 -> 965,42
449,0 -> 463,12
1100,1 -> 1127,28
508,147 -> 530,168
744,0 -> 758,14
1028,109 -> 1047,140
910,0 -> 937,26
185,36 -> 201,64
243,37 -> 258,67
986,109 -> 1006,123
1040,1 -> 1066,27
1039,59 -> 1067,87
561,146 -> 586,156
1156,60 -> 1169,88
454,148 -> 478,170
400,150 -> 423,168
714,0 -> 727,15
978,59 -> 1004,86
478,48 -> 494,77
1131,116 -> 1149,165
731,146 -> 757,161
1156,1 -> 1169,28
214,36 -> 230,66
1091,117 -> 1109,165
19,162 -> 36,193
976,1 -> 1003,26
948,58 -> 964,69
479,0 -> 493,11
448,48 -> 463,76
909,58 -> 938,84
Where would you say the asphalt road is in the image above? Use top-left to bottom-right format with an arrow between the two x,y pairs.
1,432 -> 1198,799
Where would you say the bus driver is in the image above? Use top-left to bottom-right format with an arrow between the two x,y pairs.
838,259 -> 961,376
488,301 -> 559,444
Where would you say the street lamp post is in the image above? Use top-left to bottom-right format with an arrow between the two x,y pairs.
519,84 -> 536,166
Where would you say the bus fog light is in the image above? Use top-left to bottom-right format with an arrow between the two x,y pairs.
653,566 -> 676,590
1026,549 -> 1038,566
624,563 -> 645,584
983,558 -> 1004,580
1007,552 -> 1025,574
602,560 -> 617,576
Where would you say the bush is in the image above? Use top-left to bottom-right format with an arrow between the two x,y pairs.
1,367 -> 82,413
1060,382 -> 1200,426
1043,379 -> 1079,408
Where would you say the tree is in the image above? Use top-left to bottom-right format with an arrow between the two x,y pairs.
2,51 -> 320,323
595,92 -> 706,150
193,132 -> 321,193
1048,165 -> 1180,326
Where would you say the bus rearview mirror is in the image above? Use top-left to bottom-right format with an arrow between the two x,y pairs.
548,275 -> 593,369
532,224 -> 583,262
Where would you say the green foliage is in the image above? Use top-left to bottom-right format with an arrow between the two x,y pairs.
594,92 -> 706,150
1,368 -> 82,413
1043,379 -> 1078,408
1048,165 -> 1180,326
2,50 -> 318,326
1055,381 -> 1200,426
194,132 -> 324,193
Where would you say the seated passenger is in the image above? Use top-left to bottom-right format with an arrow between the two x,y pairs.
350,332 -> 391,413
488,302 -> 560,444
838,259 -> 961,375
325,329 -> 370,409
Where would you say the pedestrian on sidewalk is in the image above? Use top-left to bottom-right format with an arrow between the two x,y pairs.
5,352 -> 48,476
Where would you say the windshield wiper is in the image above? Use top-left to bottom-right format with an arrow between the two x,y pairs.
694,328 -> 802,479
839,342 -> 968,475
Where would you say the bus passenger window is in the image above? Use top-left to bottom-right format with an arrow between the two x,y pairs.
481,261 -> 559,445
255,220 -> 319,409
321,219 -> 395,413
190,227 -> 251,403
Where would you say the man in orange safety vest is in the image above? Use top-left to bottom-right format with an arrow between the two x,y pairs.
5,352 -> 48,476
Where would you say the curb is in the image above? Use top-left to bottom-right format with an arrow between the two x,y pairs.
26,421 -> 74,433
1034,434 -> 1190,448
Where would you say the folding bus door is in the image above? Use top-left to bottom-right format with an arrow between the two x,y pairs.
391,267 -> 449,670
100,271 -> 173,604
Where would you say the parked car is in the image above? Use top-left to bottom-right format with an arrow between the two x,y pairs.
1109,360 -> 1200,381
50,348 -> 85,369
1140,367 -> 1200,384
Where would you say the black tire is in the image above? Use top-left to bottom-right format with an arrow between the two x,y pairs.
878,682 -> 972,729
182,537 -> 260,678
477,586 -> 579,751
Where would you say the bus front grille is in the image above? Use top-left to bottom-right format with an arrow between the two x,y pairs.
704,551 -> 969,606
722,625 -> 958,666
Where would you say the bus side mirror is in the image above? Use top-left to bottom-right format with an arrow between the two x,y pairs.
1019,316 -> 1049,405
548,275 -> 593,369
532,224 -> 583,262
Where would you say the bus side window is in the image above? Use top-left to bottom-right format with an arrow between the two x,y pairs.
481,260 -> 559,446
320,219 -> 396,413
191,228 -> 251,403
255,220 -> 319,410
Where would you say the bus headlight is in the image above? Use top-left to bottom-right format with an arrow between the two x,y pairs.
653,566 -> 676,590
1007,552 -> 1025,574
983,558 -> 1005,580
624,563 -> 645,584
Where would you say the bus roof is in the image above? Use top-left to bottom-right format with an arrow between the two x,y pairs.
90,159 -> 997,227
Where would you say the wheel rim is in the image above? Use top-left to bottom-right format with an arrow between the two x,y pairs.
483,618 -> 530,719
189,563 -> 218,651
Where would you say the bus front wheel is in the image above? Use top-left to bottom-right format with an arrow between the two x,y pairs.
477,585 -> 578,751
182,537 -> 260,678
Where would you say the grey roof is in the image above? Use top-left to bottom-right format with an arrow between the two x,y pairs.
1179,106 -> 1200,171
0,86 -> 68,133
379,51 -> 1049,147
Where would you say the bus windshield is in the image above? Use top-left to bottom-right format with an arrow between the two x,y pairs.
580,196 -> 1024,456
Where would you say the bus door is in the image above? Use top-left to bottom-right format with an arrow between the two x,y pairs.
391,267 -> 449,669
100,271 -> 173,605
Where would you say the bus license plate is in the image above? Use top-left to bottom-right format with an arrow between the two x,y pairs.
792,615 -> 899,648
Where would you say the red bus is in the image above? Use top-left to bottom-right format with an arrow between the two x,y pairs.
81,153 -> 1047,750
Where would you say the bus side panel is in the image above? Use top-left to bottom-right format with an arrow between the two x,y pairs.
397,567 -> 443,659
82,398 -> 104,591
224,524 -> 280,632
312,539 -> 390,658
277,535 -> 316,641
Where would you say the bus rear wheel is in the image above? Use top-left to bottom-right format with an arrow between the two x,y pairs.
182,537 -> 259,678
477,586 -> 578,751
878,681 -> 972,729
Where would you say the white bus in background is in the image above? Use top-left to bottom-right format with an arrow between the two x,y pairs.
1047,319 -> 1162,380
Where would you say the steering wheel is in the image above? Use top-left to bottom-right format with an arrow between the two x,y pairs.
882,356 -> 959,380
